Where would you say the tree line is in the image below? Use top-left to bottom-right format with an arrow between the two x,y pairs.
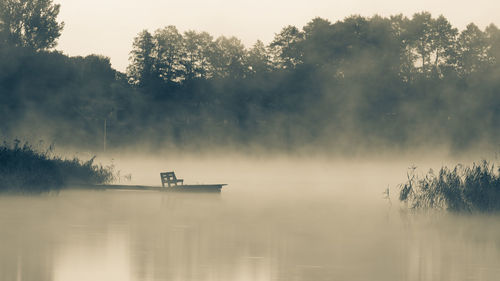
1,0 -> 499,152
128,14 -> 500,84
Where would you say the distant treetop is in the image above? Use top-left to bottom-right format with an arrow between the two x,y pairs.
0,0 -> 64,51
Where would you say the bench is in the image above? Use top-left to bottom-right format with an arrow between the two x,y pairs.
160,172 -> 184,187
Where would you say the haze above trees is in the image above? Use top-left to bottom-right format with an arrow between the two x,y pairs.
1,1 -> 499,153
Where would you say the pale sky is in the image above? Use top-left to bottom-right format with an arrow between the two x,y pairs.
54,0 -> 500,72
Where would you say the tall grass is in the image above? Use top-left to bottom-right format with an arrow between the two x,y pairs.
399,161 -> 500,213
0,140 -> 114,193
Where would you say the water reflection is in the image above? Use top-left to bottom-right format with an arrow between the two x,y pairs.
1,177 -> 500,281
54,227 -> 130,281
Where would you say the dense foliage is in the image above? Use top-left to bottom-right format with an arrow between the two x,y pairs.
0,140 -> 114,193
0,6 -> 499,152
399,161 -> 500,212
0,0 -> 64,50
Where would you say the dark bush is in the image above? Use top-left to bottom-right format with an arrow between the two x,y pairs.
0,140 -> 114,193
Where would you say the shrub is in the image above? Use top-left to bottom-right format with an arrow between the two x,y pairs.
0,140 -> 114,193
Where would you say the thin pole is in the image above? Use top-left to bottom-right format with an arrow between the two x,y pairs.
104,119 -> 107,152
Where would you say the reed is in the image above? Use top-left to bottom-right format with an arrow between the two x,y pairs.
399,161 -> 500,213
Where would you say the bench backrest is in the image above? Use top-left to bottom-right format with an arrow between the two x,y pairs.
160,172 -> 181,187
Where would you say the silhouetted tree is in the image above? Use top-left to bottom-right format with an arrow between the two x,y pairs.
0,0 -> 64,50
485,24 -> 500,63
431,15 -> 458,75
209,36 -> 247,78
485,24 -> 500,64
153,26 -> 184,83
270,25 -> 304,69
407,12 -> 435,74
390,14 -> 416,81
301,17 -> 334,67
127,30 -> 157,87
246,40 -> 272,75
182,30 -> 213,80
456,23 -> 489,76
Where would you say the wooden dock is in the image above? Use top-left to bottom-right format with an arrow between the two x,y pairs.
69,172 -> 227,193
71,183 -> 226,193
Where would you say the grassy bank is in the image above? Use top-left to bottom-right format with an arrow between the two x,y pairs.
0,141 -> 114,193
399,161 -> 500,213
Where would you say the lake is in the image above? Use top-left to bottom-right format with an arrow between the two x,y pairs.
1,157 -> 499,281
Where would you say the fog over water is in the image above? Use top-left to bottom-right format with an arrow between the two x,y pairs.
1,156 -> 499,281
2,0 -> 500,280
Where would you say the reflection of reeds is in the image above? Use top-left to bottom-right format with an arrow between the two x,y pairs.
399,161 -> 500,213
0,140 -> 114,193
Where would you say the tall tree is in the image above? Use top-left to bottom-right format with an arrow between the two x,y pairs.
390,14 -> 417,81
456,23 -> 489,76
407,12 -> 434,74
269,25 -> 304,69
209,36 -> 247,79
430,15 -> 458,74
246,40 -> 272,75
0,0 -> 64,50
404,13 -> 458,77
301,17 -> 333,67
485,24 -> 500,65
182,30 -> 213,80
127,30 -> 157,87
153,26 -> 184,83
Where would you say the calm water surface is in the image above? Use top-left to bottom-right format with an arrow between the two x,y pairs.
1,159 -> 500,281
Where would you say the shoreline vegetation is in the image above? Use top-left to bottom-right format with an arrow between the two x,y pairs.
0,140 -> 114,193
399,161 -> 500,213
